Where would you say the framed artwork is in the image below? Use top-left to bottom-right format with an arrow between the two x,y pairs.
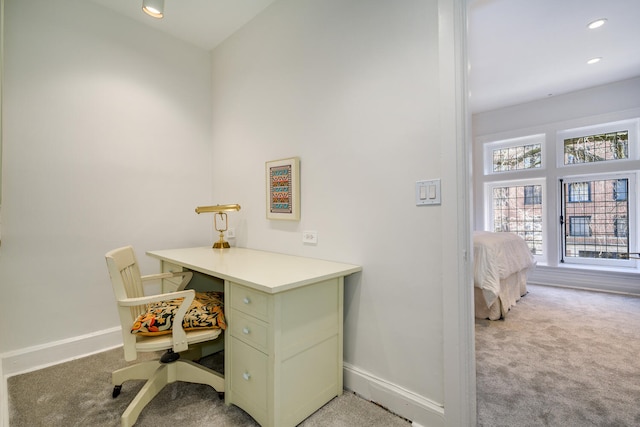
266,157 -> 300,220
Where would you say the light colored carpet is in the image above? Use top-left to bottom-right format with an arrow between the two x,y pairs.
476,284 -> 640,427
8,348 -> 410,426
12,283 -> 639,426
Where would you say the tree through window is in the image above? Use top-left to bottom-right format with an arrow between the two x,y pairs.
564,131 -> 628,165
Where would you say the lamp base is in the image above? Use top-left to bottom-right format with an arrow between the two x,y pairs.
212,227 -> 230,249
213,240 -> 231,249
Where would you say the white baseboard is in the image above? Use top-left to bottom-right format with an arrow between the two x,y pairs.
1,326 -> 123,378
343,362 -> 445,427
528,265 -> 640,295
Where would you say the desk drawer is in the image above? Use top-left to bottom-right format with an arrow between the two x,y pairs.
230,310 -> 269,353
230,337 -> 268,411
230,284 -> 269,321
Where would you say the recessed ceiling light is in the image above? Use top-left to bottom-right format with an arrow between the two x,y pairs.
587,18 -> 607,29
587,57 -> 602,65
142,0 -> 164,19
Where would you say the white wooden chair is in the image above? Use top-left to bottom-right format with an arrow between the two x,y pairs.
105,246 -> 224,427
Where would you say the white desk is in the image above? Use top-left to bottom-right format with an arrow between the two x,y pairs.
146,247 -> 361,427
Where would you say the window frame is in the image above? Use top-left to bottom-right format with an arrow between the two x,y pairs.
567,182 -> 591,203
524,185 -> 542,205
614,179 -> 628,201
560,173 -> 637,268
568,216 -> 592,237
484,178 -> 546,262
483,134 -> 545,175
614,217 -> 628,238
557,119 -> 639,168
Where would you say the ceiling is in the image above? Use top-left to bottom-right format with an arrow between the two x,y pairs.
468,0 -> 640,113
91,0 -> 640,114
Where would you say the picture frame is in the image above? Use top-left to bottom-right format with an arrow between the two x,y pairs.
266,157 -> 300,220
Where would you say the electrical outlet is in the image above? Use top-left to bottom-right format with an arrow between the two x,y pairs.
302,230 -> 318,244
227,228 -> 236,239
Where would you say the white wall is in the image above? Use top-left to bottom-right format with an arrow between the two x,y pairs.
209,0 -> 472,425
472,77 -> 640,293
0,0 -> 214,355
472,77 -> 640,138
1,0 -> 473,425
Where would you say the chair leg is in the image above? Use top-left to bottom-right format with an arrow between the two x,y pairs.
173,360 -> 224,392
114,359 -> 224,427
112,360 -> 162,386
120,364 -> 169,427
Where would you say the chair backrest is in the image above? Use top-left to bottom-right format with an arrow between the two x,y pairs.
105,246 -> 146,359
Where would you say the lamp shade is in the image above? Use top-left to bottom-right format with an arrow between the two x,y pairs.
142,0 -> 164,19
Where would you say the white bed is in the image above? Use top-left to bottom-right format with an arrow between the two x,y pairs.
473,231 -> 536,320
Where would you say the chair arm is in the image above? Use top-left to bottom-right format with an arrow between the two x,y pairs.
141,271 -> 194,290
117,289 -> 195,307
118,290 -> 194,353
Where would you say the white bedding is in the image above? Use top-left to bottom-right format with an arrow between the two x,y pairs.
473,231 -> 536,311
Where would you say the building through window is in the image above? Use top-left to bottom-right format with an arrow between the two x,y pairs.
567,182 -> 591,202
490,183 -> 543,255
480,118 -> 638,267
562,177 -> 630,261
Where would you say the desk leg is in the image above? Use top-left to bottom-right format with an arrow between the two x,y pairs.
223,280 -> 231,406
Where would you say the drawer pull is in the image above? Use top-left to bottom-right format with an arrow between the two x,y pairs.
243,372 -> 251,381
243,297 -> 251,304
242,327 -> 250,334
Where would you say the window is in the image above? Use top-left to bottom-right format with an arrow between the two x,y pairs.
480,119 -> 639,269
563,131 -> 628,164
492,144 -> 541,172
614,179 -> 628,201
569,216 -> 591,237
562,176 -> 632,263
614,217 -> 628,238
567,182 -> 591,202
484,134 -> 544,174
524,185 -> 542,205
487,181 -> 544,255
557,119 -> 638,168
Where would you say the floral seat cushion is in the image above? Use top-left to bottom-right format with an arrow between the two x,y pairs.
131,291 -> 226,336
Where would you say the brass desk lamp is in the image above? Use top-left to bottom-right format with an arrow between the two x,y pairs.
195,204 -> 241,249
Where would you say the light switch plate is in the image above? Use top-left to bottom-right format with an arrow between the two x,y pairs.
416,179 -> 441,205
